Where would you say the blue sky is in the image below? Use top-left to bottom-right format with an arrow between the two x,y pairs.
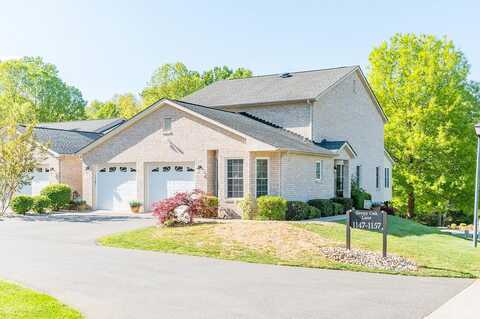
1,0 -> 479,102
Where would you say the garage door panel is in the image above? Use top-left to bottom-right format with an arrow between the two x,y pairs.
148,164 -> 195,210
96,166 -> 136,211
18,167 -> 50,196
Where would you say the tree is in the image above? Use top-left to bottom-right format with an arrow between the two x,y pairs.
0,57 -> 86,123
141,62 -> 252,106
0,109 -> 46,215
368,33 -> 480,218
86,93 -> 141,119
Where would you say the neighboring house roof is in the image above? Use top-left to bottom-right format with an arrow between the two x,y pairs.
183,66 -> 358,107
38,118 -> 125,133
19,126 -> 103,155
78,99 -> 336,156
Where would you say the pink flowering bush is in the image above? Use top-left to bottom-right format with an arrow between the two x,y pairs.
152,190 -> 206,226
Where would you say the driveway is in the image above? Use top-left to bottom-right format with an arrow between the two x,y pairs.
0,211 -> 473,319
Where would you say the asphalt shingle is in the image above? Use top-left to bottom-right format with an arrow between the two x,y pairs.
183,66 -> 357,107
38,118 -> 125,133
25,127 -> 103,154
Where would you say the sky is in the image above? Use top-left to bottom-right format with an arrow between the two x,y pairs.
1,0 -> 479,102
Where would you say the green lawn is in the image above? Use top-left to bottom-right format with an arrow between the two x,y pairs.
98,216 -> 480,278
0,280 -> 83,319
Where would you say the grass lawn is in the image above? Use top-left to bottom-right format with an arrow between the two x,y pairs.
98,216 -> 480,278
0,280 -> 83,319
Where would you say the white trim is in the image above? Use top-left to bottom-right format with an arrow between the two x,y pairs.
225,158 -> 245,199
255,157 -> 270,197
384,149 -> 395,164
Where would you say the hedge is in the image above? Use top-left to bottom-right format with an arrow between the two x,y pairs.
257,196 -> 287,220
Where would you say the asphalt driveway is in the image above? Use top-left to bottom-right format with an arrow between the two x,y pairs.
0,212 -> 473,319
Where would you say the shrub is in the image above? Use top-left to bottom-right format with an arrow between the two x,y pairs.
381,201 -> 396,215
40,184 -> 72,211
257,196 -> 287,220
200,196 -> 219,218
333,203 -> 344,215
445,210 -> 470,225
286,201 -> 310,220
307,199 -> 334,217
152,190 -> 206,226
238,194 -> 257,220
11,195 -> 34,214
351,181 -> 372,209
331,197 -> 353,212
32,195 -> 51,214
449,223 -> 457,230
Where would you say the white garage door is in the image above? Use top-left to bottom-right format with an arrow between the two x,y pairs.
96,165 -> 137,211
18,167 -> 50,196
147,164 -> 196,210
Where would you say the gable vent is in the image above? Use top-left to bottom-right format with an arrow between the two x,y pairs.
280,73 -> 292,78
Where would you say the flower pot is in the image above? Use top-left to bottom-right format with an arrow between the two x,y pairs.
130,206 -> 141,213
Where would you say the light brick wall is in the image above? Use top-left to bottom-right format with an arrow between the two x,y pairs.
59,155 -> 83,195
229,102 -> 312,139
312,71 -> 386,201
280,153 -> 334,201
81,104 -> 274,210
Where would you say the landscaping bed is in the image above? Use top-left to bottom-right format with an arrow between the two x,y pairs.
0,280 -> 83,319
98,216 -> 480,278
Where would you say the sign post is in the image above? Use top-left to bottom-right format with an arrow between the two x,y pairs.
347,209 -> 388,257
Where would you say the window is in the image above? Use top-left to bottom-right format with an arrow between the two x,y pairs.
162,166 -> 171,172
356,165 -> 361,185
256,159 -> 268,197
109,167 -> 117,173
385,167 -> 390,188
227,159 -> 244,198
119,167 -> 128,172
315,161 -> 323,180
164,118 -> 172,131
186,166 -> 195,172
376,166 -> 381,188
175,166 -> 183,172
151,167 -> 159,172
130,168 -> 136,172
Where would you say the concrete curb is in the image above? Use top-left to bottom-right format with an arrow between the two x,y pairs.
425,280 -> 480,318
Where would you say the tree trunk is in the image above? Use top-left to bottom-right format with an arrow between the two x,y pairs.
407,192 -> 415,219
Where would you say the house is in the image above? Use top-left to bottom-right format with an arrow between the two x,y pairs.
17,119 -> 124,196
27,65 -> 393,212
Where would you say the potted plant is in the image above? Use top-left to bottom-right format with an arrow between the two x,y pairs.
129,200 -> 142,213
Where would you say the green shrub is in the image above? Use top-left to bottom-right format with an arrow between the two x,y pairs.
333,203 -> 344,215
331,197 -> 353,212
308,206 -> 322,219
201,196 -> 219,218
257,195 -> 287,220
351,181 -> 372,209
11,195 -> 34,214
32,195 -> 51,214
238,194 -> 257,220
307,199 -> 334,216
286,201 -> 310,220
40,184 -> 72,211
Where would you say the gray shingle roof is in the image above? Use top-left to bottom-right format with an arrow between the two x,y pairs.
21,126 -> 103,154
173,100 -> 333,155
183,66 -> 357,107
38,118 -> 125,133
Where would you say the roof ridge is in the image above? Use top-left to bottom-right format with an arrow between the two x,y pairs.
218,65 -> 359,82
33,126 -> 104,135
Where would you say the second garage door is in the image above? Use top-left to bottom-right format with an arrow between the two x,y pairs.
96,165 -> 137,211
18,167 -> 51,196
147,164 -> 196,210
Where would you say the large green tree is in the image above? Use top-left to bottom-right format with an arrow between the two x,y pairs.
0,57 -> 86,123
86,93 -> 141,119
141,62 -> 252,106
368,33 -> 480,218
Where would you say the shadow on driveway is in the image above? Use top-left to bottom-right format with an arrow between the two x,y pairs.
3,212 -> 153,224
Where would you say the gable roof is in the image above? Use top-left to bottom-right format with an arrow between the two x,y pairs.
19,126 -> 103,155
78,99 -> 336,156
38,118 -> 125,133
183,66 -> 358,107
316,140 -> 357,158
